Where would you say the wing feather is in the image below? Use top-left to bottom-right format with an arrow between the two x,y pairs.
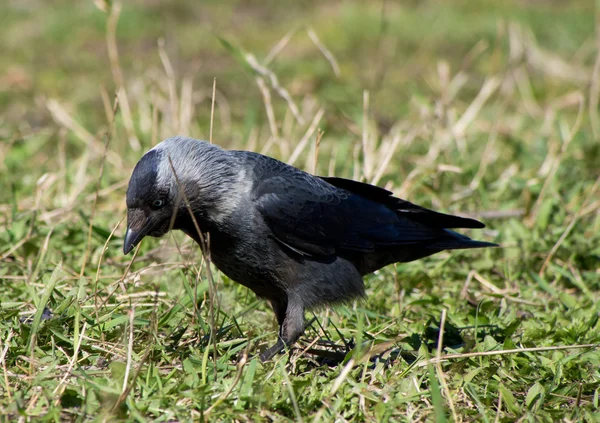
249,156 -> 487,258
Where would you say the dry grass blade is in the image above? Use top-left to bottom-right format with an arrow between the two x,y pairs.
419,343 -> 599,367
256,76 -> 279,139
361,90 -> 373,180
158,38 -> 180,133
307,28 -> 340,77
453,77 -> 500,136
180,75 -> 194,137
106,2 -> 124,88
435,309 -> 459,422
512,66 -> 542,117
311,129 -> 324,175
203,351 -> 249,418
165,155 -> 219,376
288,107 -> 325,166
46,100 -> 117,164
264,27 -> 299,65
494,390 -> 503,423
210,77 -> 217,143
93,217 -> 125,319
539,174 -> 600,276
371,129 -> 416,186
245,53 -> 305,125
0,330 -> 14,401
79,96 -> 118,277
109,343 -> 154,417
117,87 -> 141,152
527,91 -> 584,227
106,2 -> 140,151
52,322 -> 87,404
330,358 -> 355,396
122,307 -> 135,394
589,33 -> 600,138
518,24 -> 590,84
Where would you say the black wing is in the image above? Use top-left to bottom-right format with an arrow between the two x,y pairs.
320,177 -> 485,229
251,153 -> 486,258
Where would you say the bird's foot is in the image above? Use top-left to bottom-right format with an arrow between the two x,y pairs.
259,338 -> 286,362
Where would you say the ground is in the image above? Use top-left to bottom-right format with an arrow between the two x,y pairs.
1,0 -> 599,421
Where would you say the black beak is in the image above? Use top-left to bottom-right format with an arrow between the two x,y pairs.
123,226 -> 140,254
123,209 -> 148,254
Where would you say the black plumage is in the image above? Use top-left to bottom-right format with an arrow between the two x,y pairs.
124,136 -> 497,361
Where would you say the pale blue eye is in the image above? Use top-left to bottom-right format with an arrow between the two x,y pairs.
152,199 -> 164,208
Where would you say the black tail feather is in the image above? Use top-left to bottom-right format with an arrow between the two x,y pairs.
427,229 -> 499,250
321,176 -> 487,229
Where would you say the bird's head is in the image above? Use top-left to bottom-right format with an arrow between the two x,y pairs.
123,136 -> 240,254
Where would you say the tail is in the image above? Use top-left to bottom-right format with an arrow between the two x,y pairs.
427,229 -> 499,250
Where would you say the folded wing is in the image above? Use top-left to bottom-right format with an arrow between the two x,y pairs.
254,168 -> 489,258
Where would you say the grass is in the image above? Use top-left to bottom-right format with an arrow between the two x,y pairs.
1,0 -> 599,421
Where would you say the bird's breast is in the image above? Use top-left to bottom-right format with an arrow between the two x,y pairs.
203,221 -> 289,298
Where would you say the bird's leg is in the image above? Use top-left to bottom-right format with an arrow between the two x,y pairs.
281,293 -> 305,347
260,293 -> 305,362
269,297 -> 288,328
260,338 -> 285,362
259,298 -> 287,362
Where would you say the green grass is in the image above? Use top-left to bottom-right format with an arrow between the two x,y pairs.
1,0 -> 599,421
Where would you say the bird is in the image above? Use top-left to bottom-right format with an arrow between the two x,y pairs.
123,136 -> 497,361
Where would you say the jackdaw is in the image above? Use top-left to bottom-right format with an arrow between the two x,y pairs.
124,136 -> 497,361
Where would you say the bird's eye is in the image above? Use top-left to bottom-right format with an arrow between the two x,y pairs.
152,199 -> 164,209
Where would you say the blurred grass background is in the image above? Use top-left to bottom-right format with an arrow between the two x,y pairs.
1,0 -> 599,421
